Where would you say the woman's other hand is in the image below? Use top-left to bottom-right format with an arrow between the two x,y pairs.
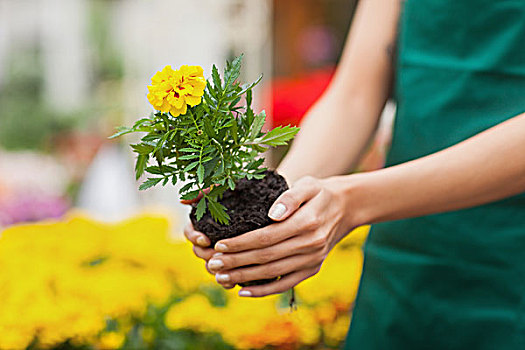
207,175 -> 359,297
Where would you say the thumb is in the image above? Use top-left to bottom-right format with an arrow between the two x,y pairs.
268,177 -> 320,221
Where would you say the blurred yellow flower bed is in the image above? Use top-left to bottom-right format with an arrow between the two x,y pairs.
0,213 -> 368,350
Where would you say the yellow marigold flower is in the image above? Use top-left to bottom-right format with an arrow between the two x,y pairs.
98,331 -> 125,350
323,314 -> 351,347
147,65 -> 206,117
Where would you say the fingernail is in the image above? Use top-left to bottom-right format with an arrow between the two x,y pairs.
196,236 -> 208,247
239,290 -> 252,297
269,203 -> 286,220
213,252 -> 223,257
215,243 -> 228,252
208,259 -> 224,270
216,273 -> 231,283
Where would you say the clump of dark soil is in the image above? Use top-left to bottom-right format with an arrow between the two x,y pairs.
190,170 -> 288,286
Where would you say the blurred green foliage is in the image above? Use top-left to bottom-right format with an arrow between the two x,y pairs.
90,0 -> 124,81
0,48 -> 76,151
0,0 -> 125,152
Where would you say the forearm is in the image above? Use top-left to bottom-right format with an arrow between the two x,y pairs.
277,91 -> 386,183
344,112 -> 525,226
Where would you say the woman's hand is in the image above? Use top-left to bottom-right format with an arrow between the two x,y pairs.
207,175 -> 358,297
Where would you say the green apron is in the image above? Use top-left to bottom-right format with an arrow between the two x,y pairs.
345,0 -> 525,348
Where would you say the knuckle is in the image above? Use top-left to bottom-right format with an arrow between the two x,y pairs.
256,249 -> 275,264
280,190 -> 299,207
193,246 -> 211,261
220,255 -> 233,269
309,233 -> 327,249
304,214 -> 322,230
299,176 -> 319,189
264,265 -> 282,279
297,175 -> 313,186
313,250 -> 327,265
257,231 -> 274,246
183,225 -> 193,240
231,270 -> 244,284
192,245 -> 200,256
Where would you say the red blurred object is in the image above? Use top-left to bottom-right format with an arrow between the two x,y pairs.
270,67 -> 335,127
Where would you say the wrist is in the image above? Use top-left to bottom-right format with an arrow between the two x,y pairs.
333,172 -> 379,228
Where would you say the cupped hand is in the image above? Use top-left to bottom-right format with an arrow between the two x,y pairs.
206,175 -> 357,297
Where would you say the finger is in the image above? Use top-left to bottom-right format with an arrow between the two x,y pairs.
184,223 -> 210,247
209,232 -> 324,272
214,198 -> 323,253
268,176 -> 321,221
221,283 -> 235,290
238,267 -> 319,298
193,245 -> 216,261
213,273 -> 236,289
204,261 -> 215,275
215,254 -> 322,285
214,220 -> 295,253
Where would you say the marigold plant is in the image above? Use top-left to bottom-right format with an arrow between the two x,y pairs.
111,55 -> 299,224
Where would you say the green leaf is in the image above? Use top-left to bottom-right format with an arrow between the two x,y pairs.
229,119 -> 238,144
249,112 -> 266,140
109,126 -> 132,139
249,144 -> 267,153
135,154 -> 148,180
178,154 -> 199,160
197,164 -> 205,184
229,96 -> 241,108
212,64 -> 222,91
203,119 -> 217,139
205,85 -> 218,101
180,182 -> 194,193
131,143 -> 154,155
184,161 -> 199,172
195,197 -> 207,220
153,131 -> 171,153
237,74 -> 262,97
141,134 -> 162,142
204,157 -> 220,178
207,198 -> 230,225
247,158 -> 264,170
139,177 -> 162,190
246,89 -> 253,109
224,54 -> 243,91
145,166 -> 162,175
154,149 -> 164,167
180,190 -> 200,201
227,178 -> 236,190
258,125 -> 300,147
132,118 -> 152,128
208,184 -> 228,199
179,147 -> 199,153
